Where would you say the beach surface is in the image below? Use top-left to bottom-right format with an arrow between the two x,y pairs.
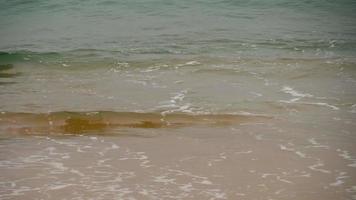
0,0 -> 356,199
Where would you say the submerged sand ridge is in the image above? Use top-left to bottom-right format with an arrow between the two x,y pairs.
0,111 -> 271,135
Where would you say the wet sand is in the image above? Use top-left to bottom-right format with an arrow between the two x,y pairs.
0,115 -> 355,200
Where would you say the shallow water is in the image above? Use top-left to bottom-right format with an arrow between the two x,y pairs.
0,0 -> 356,199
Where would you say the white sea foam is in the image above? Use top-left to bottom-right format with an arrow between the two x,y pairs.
171,90 -> 187,103
179,183 -> 194,192
308,160 -> 331,174
118,150 -> 152,168
136,152 -> 152,168
185,61 -> 200,65
279,144 -> 307,158
306,138 -> 329,149
235,150 -> 252,154
261,173 -> 293,184
280,86 -> 340,110
308,138 -> 318,145
98,143 -> 120,156
48,162 -> 68,171
97,158 -> 112,167
337,149 -> 356,168
70,169 -> 85,177
138,189 -> 150,196
167,169 -> 213,186
249,91 -> 263,97
282,86 -> 313,100
159,90 -> 196,115
201,189 -> 227,199
153,175 -> 176,184
208,153 -> 228,166
176,61 -> 201,68
141,66 -> 161,73
174,80 -> 184,84
280,100 -> 339,110
295,151 -> 306,158
277,176 -> 293,184
157,90 -> 188,109
117,62 -> 129,68
300,102 -> 339,110
350,104 -> 356,113
330,172 -> 348,187
48,184 -> 73,190
262,173 -> 276,178
279,144 -> 294,151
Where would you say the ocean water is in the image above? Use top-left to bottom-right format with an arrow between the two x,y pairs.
0,0 -> 356,56
0,0 -> 356,199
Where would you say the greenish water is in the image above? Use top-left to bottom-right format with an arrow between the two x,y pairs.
0,0 -> 355,123
0,0 -> 356,58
